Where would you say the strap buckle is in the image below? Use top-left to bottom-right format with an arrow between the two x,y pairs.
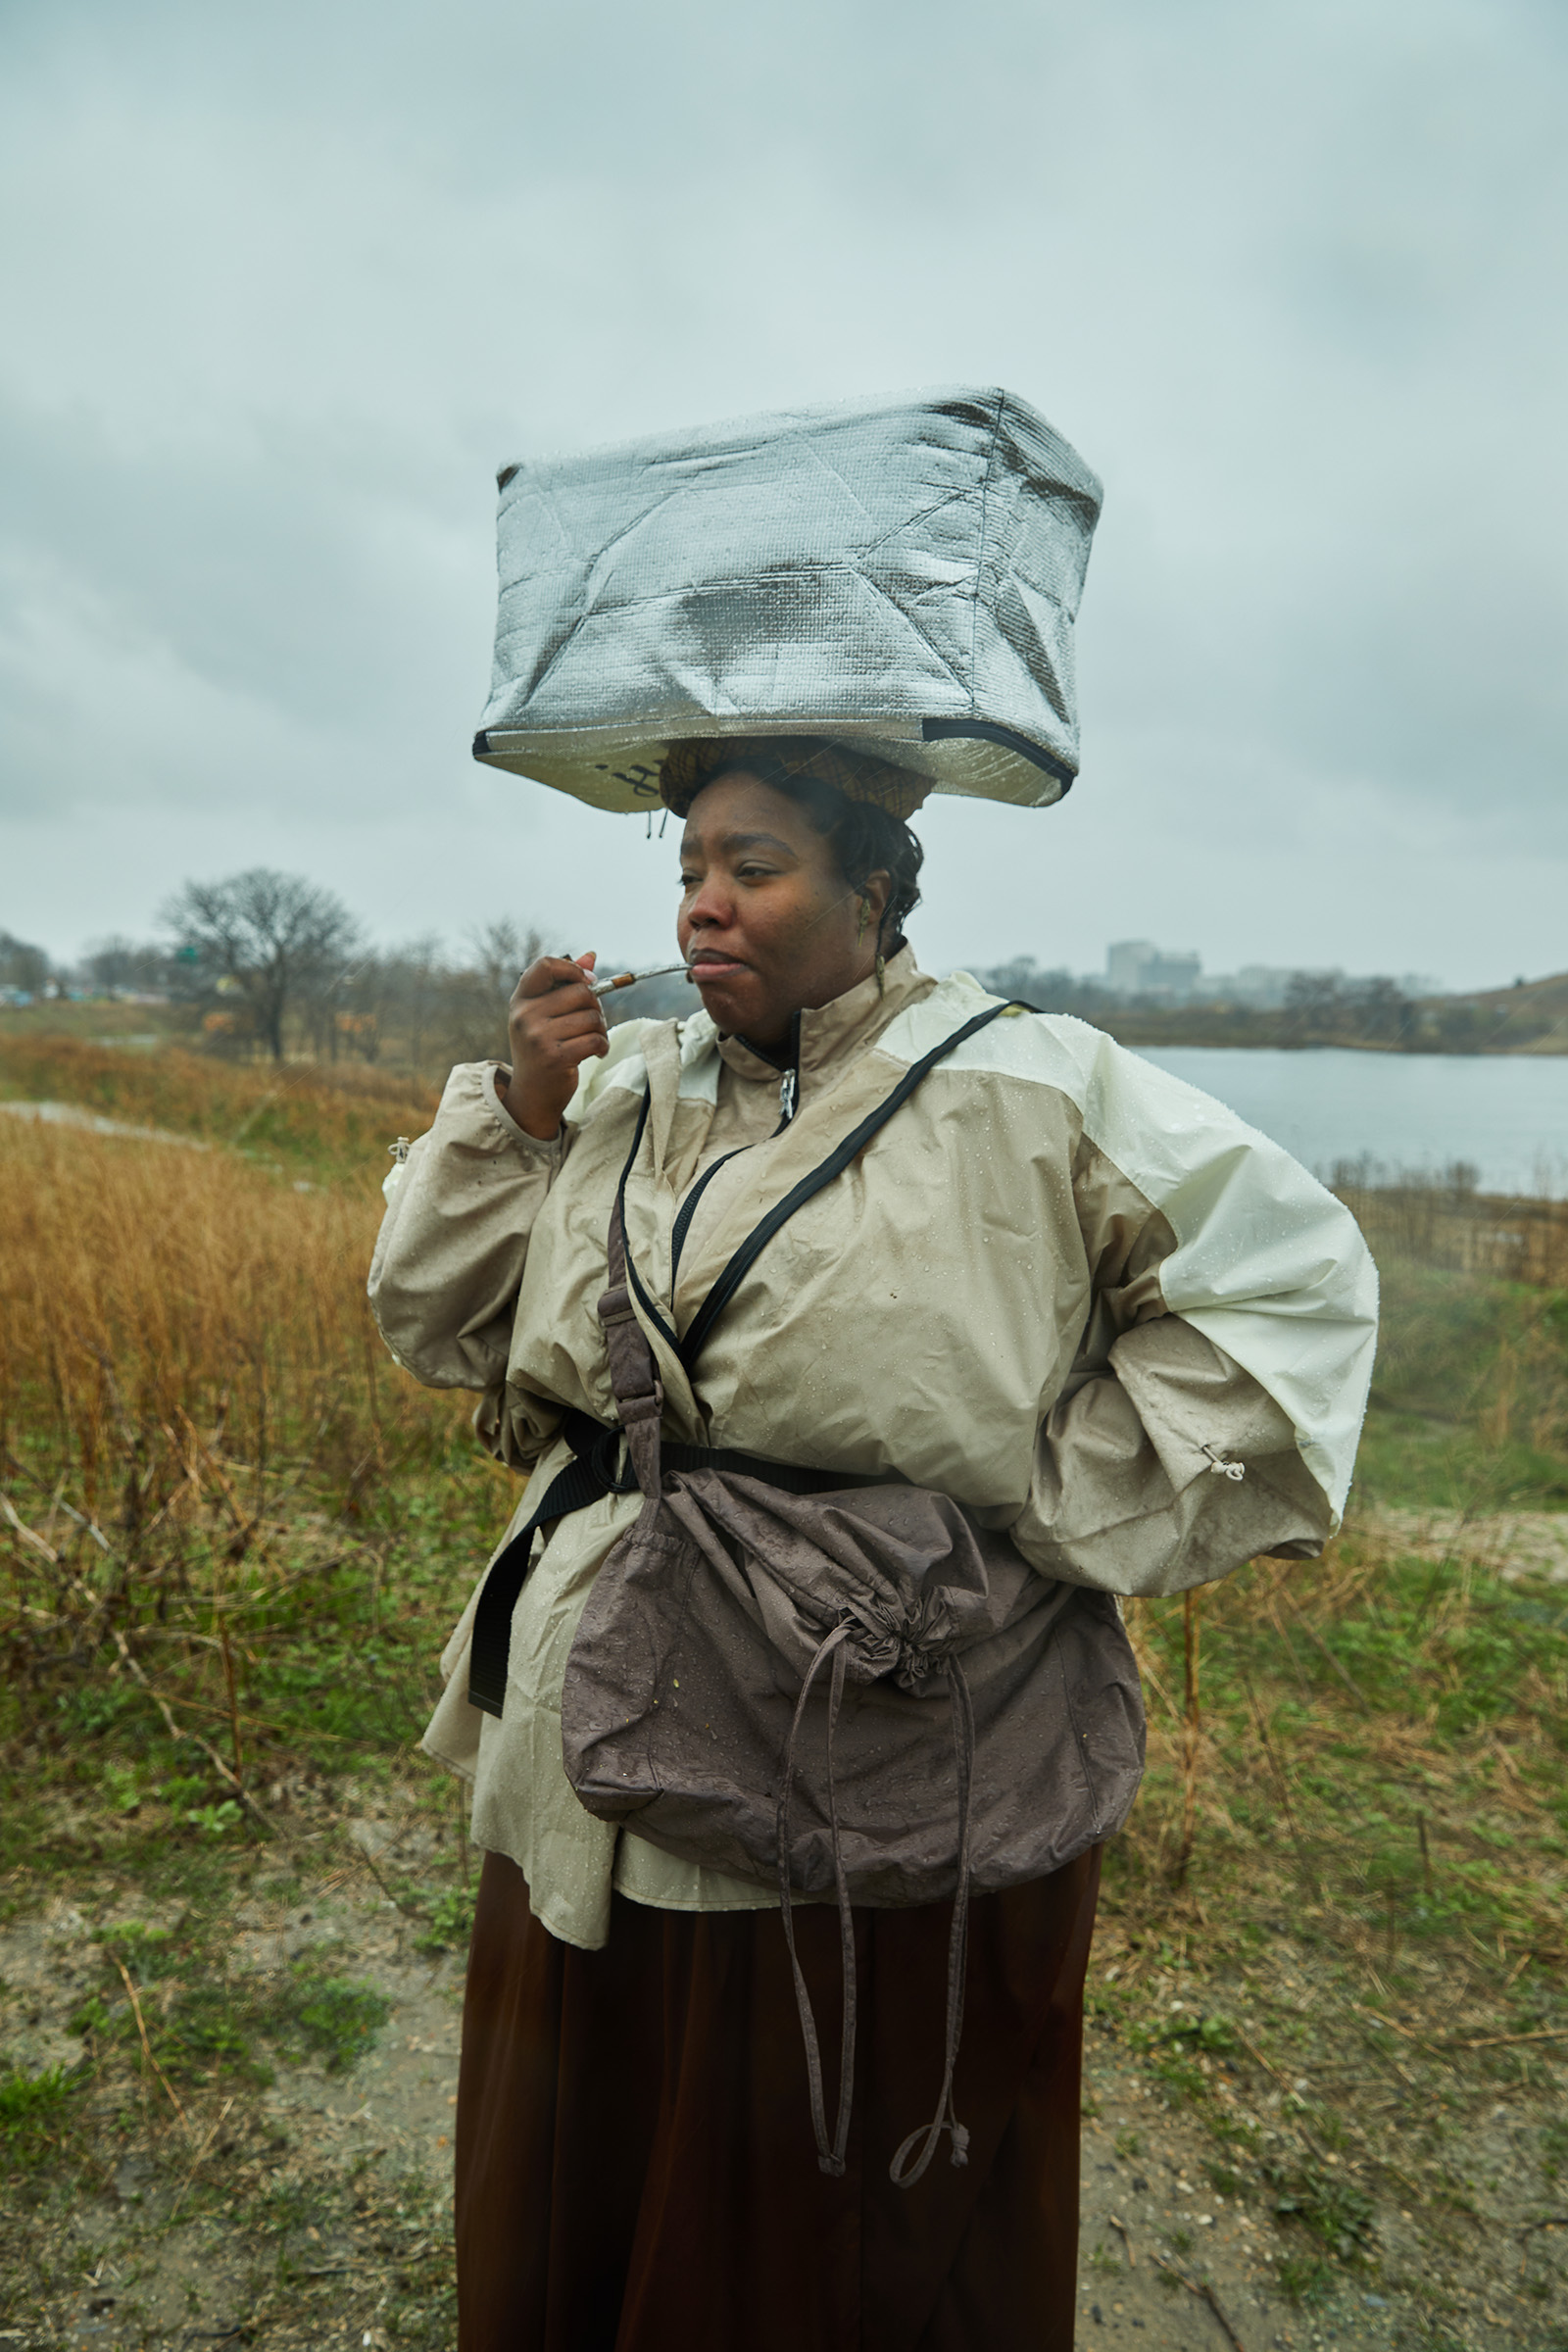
596,1282 -> 635,1332
617,1383 -> 663,1428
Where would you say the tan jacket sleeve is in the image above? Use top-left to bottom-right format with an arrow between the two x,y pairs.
367,1060 -> 565,1398
1007,1137 -> 1331,1598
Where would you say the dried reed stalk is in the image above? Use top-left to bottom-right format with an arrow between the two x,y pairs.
113,1954 -> 187,2132
1172,1587 -> 1202,1884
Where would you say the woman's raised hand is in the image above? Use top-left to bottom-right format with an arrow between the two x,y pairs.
499,953 -> 610,1141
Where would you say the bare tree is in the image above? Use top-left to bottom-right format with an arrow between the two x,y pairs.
0,930 -> 53,999
468,917 -> 543,1012
1346,976 -> 1410,1045
382,935 -> 448,1079
162,869 -> 361,1062
81,935 -> 172,999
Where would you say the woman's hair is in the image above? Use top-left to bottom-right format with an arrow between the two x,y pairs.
702,752 -> 924,951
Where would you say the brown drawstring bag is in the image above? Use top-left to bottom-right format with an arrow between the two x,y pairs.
562,1195 -> 1145,2185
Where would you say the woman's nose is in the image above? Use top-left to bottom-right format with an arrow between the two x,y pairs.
684,877 -> 734,930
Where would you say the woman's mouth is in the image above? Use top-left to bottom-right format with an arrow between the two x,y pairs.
689,955 -> 749,984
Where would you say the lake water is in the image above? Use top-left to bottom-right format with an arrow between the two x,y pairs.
1136,1049 -> 1568,1198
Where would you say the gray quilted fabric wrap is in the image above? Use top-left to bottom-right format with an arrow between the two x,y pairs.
474,385 -> 1102,815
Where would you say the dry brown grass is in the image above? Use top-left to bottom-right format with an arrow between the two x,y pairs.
1339,1179 -> 1568,1288
0,1117 -> 466,1529
0,1116 -> 486,1845
0,1033 -> 437,1177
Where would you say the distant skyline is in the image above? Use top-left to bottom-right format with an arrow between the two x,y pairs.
3,905 -> 1512,1005
4,0 -> 1565,991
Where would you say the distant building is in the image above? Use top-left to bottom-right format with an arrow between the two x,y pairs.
1084,949 -> 1446,1009
1105,941 -> 1154,994
1142,951 -> 1202,998
1105,941 -> 1202,999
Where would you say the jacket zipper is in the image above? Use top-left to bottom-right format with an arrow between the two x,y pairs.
670,1150 -> 746,1281
671,1019 -> 801,1280
773,1013 -> 802,1133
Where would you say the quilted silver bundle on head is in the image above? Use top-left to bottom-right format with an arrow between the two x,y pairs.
473,385 -> 1103,818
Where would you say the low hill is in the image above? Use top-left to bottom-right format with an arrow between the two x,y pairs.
0,1032 -> 436,1181
1445,969 -> 1568,1053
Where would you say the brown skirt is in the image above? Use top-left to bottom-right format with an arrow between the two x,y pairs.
455,1846 -> 1102,2352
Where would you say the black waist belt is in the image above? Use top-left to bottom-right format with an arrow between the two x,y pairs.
467,1409 -> 883,1716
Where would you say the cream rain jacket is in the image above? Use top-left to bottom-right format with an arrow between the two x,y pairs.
368,951 -> 1377,1950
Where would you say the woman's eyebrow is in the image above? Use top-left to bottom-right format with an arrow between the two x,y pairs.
719,830 -> 797,858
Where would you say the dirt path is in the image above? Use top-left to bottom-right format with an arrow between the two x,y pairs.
1074,2063 -> 1562,2350
5,1857 -> 1565,2351
2,1871 -> 464,2348
1366,1505 -> 1568,1585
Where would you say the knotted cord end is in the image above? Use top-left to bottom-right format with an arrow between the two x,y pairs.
950,2123 -> 970,2168
818,2153 -> 847,2178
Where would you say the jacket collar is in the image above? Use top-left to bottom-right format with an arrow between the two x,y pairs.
712,947 -> 933,1088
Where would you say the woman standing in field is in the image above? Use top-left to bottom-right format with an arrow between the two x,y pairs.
368,733 -> 1376,2352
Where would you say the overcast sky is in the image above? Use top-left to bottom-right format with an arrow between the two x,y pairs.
3,0 -> 1563,989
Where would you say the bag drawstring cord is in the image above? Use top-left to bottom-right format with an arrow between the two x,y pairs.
889,1656 -> 975,2186
778,1629 -> 976,2186
777,1626 -> 857,2178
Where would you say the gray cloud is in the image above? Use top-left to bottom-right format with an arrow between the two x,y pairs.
2,0 -> 1564,986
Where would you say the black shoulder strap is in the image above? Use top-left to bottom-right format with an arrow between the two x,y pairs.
614,1090 -> 679,1353
676,998 -> 1023,1373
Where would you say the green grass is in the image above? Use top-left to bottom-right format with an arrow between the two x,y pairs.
0,1423 -> 509,1878
1354,1260 -> 1568,1512
287,1974 -> 391,2073
1090,1504 -> 1567,2311
1274,2252 -> 1336,2306
66,1915 -> 391,2091
416,1883 -> 478,1954
0,2064 -> 82,2152
1264,2157 -> 1376,2256
1112,1549 -> 1568,1958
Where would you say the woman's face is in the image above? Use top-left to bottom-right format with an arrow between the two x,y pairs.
676,773 -> 889,1046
